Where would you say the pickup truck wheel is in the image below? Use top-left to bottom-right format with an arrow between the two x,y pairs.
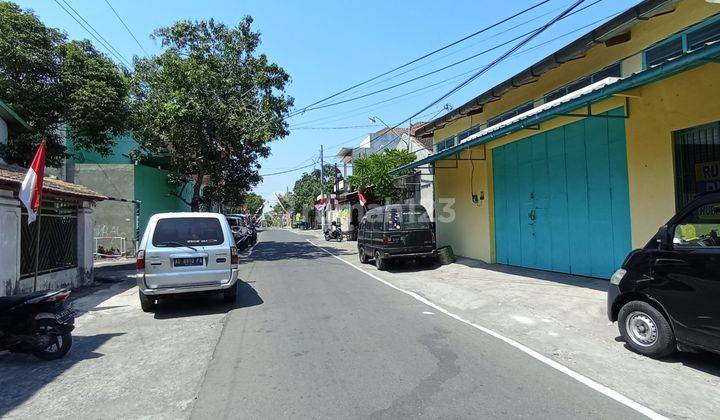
618,300 -> 675,358
359,247 -> 369,264
223,283 -> 238,303
139,291 -> 156,313
375,251 -> 387,271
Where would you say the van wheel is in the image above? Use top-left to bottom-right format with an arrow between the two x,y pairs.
139,291 -> 156,313
375,251 -> 387,271
359,247 -> 369,264
618,300 -> 675,358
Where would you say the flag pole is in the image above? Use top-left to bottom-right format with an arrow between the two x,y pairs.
33,205 -> 42,292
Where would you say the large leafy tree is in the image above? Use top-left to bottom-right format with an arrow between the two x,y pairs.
291,164 -> 341,214
348,149 -> 416,200
0,2 -> 130,166
225,191 -> 264,215
131,17 -> 293,211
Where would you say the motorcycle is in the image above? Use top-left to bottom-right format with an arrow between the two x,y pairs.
324,225 -> 343,242
0,289 -> 75,360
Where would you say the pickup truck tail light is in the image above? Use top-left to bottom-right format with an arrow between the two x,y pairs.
136,250 -> 145,269
431,232 -> 436,243
230,246 -> 239,266
383,234 -> 389,245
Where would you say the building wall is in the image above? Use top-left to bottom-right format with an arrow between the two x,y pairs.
432,0 -> 720,144
0,118 -> 7,164
134,165 -> 192,240
72,163 -> 136,255
625,63 -> 720,248
0,191 -> 20,296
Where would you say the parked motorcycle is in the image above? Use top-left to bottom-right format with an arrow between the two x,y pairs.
0,289 -> 75,360
324,223 -> 343,242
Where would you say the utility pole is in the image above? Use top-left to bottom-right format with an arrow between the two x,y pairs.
320,145 -> 325,231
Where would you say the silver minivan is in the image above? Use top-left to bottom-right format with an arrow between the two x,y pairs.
136,212 -> 239,312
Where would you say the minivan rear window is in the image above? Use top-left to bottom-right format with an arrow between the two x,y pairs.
152,217 -> 225,246
226,217 -> 239,227
385,208 -> 431,231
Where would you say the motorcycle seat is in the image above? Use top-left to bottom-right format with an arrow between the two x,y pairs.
0,291 -> 47,312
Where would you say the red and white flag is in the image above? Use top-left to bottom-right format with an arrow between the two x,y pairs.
19,142 -> 46,224
358,192 -> 367,207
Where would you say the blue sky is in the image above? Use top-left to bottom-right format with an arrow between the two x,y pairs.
19,0 -> 634,209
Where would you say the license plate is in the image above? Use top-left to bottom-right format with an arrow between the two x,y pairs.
174,257 -> 203,267
56,308 -> 75,323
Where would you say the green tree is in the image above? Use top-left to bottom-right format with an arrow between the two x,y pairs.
0,2 -> 130,166
131,17 -> 293,211
243,192 -> 265,216
348,149 -> 416,200
291,164 -> 340,214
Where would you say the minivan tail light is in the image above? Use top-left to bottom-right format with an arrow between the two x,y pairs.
230,246 -> 238,266
383,234 -> 389,245
431,232 -> 436,243
136,250 -> 145,269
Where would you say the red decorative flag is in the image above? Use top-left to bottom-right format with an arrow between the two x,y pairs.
314,198 -> 327,211
19,142 -> 46,224
358,192 -> 367,207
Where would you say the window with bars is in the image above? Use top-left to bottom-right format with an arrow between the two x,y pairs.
673,121 -> 720,211
20,200 -> 78,277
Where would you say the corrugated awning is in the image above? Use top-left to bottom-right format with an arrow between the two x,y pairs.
391,40 -> 720,175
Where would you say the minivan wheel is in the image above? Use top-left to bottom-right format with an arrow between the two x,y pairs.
618,300 -> 675,358
359,247 -> 369,264
375,251 -> 387,271
139,291 -> 156,313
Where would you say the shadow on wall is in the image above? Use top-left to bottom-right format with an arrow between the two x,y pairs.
0,332 -> 125,416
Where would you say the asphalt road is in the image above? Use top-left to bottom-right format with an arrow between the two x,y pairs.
191,229 -> 644,419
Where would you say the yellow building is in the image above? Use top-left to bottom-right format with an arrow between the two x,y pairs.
393,0 -> 720,279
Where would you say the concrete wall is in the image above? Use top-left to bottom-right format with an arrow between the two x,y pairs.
72,163 -> 136,255
0,191 -> 95,296
0,191 -> 20,296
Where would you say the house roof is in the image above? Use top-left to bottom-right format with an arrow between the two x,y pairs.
0,164 -> 106,201
0,100 -> 31,131
414,0 -> 681,137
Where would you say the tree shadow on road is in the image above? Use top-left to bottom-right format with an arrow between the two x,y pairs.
152,281 -> 263,320
0,332 -> 124,416
249,240 -> 354,262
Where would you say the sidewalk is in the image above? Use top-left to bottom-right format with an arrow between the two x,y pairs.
296,228 -> 720,420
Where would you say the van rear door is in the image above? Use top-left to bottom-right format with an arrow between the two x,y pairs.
384,207 -> 434,252
144,217 -> 232,289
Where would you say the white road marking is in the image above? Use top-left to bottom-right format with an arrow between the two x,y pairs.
306,239 -> 668,420
422,311 -> 435,315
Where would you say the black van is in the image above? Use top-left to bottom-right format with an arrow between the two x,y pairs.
357,204 -> 436,270
608,191 -> 720,358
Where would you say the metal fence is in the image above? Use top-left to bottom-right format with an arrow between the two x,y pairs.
20,200 -> 78,277
674,121 -> 720,210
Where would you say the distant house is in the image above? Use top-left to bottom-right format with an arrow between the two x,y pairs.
62,133 -> 193,256
0,100 -> 104,296
334,123 -> 434,239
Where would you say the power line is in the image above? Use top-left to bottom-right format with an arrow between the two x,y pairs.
290,124 -> 383,130
103,0 -> 149,56
291,0 -> 551,115
52,0 -> 132,67
293,0 -> 604,115
377,0 -> 588,153
260,161 -> 318,177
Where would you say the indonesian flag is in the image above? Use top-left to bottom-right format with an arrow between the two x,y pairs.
358,192 -> 367,207
314,198 -> 327,211
19,142 -> 46,224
